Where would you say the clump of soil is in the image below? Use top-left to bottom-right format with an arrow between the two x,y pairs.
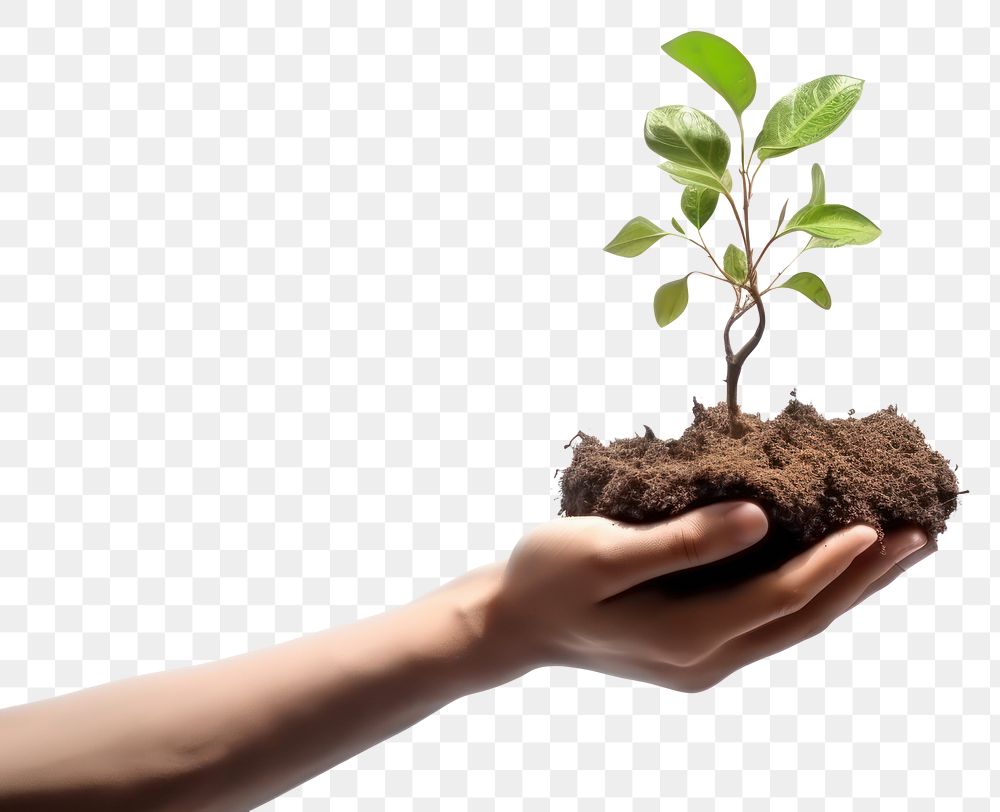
560,399 -> 960,594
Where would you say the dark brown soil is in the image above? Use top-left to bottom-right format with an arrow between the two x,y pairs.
559,399 -> 960,594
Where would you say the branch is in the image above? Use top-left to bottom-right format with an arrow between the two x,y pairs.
693,229 -> 724,271
690,270 -> 731,285
723,303 -> 737,362
732,286 -> 766,368
730,246 -> 808,321
759,246 -> 807,295
722,191 -> 748,248
752,230 -> 783,274
667,231 -> 733,288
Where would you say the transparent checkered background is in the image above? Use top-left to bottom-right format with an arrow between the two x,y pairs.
0,1 -> 995,809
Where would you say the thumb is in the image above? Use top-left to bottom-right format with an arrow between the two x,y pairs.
592,501 -> 769,599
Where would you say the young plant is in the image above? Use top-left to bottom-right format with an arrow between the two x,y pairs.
604,31 -> 881,437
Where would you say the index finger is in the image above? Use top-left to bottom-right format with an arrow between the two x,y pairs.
588,501 -> 769,600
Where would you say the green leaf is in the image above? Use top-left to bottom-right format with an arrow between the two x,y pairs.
653,277 -> 690,327
661,31 -> 756,118
781,203 -> 881,247
671,217 -> 686,235
779,271 -> 831,309
722,244 -> 748,284
603,216 -> 669,257
804,236 -> 840,251
753,75 -> 864,160
807,163 -> 825,207
794,165 -> 835,249
645,105 -> 731,193
680,185 -> 720,229
659,165 -> 733,195
776,199 -> 788,231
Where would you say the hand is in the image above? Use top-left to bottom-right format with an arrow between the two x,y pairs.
485,501 -> 930,692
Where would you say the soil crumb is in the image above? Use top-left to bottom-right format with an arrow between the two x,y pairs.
559,400 -> 960,594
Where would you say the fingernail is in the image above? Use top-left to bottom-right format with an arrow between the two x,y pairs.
894,530 -> 928,559
709,501 -> 751,516
855,527 -> 879,549
835,525 -> 877,551
896,541 -> 937,572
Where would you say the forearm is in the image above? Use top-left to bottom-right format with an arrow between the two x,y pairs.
0,563 -> 529,812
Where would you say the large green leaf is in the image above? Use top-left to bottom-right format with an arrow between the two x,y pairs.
680,185 -> 719,229
645,105 -> 731,193
753,75 -> 864,160
603,216 -> 669,257
779,271 -> 831,309
781,203 -> 881,247
661,31 -> 756,118
723,244 -> 747,284
653,277 -> 690,327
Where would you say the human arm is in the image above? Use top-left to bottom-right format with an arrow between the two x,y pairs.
0,502 -> 929,811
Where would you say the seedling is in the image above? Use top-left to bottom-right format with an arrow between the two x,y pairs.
604,31 -> 881,437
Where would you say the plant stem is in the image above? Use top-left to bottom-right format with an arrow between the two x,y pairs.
729,245 -> 808,323
723,192 -> 748,248
694,229 -> 727,277
691,270 -> 730,285
723,285 -> 766,437
723,121 -> 760,436
759,246 -> 806,295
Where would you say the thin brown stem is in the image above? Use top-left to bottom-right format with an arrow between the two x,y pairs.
738,118 -> 746,175
692,229 -> 728,279
742,183 -> 753,285
752,231 -> 781,274
760,246 -> 807,296
691,270 -> 731,285
723,192 -> 747,248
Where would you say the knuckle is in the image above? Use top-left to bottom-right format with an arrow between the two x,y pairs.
666,639 -> 710,668
582,536 -> 619,577
773,581 -> 809,618
673,667 -> 724,694
803,617 -> 832,640
671,514 -> 708,567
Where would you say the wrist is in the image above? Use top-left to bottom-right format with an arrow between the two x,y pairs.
437,563 -> 546,693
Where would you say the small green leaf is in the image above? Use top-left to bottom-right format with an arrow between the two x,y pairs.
653,277 -> 690,327
680,185 -> 720,229
808,163 -> 825,207
661,31 -> 756,118
753,75 -> 864,160
722,244 -> 748,284
794,165 -> 831,249
779,271 -> 831,309
603,216 -> 669,257
645,105 -> 731,193
781,203 -> 881,246
790,163 -> 827,231
671,217 -> 686,235
776,199 -> 789,231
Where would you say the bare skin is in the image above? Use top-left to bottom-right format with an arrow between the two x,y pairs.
0,501 -> 930,811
